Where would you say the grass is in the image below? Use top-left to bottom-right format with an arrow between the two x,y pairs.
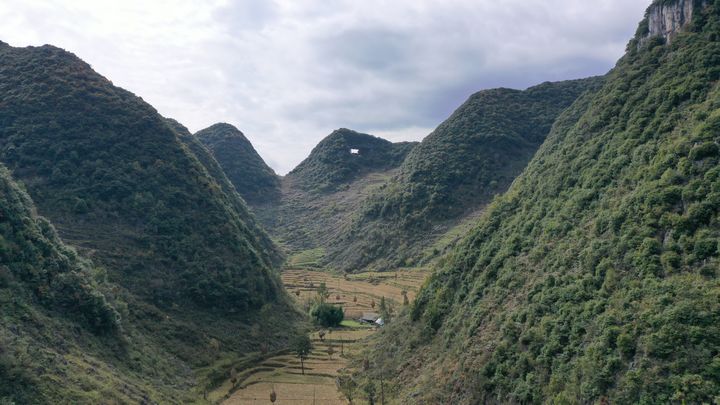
340,320 -> 370,328
286,248 -> 326,270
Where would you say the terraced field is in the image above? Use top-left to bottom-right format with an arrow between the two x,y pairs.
214,268 -> 428,404
283,269 -> 427,319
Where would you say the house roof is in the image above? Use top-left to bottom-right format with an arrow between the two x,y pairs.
360,312 -> 380,321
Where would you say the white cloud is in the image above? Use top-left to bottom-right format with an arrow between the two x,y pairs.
0,0 -> 651,174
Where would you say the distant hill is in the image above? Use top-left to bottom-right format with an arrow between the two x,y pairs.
0,41 -> 298,402
327,77 -> 603,272
196,123 -> 281,204
287,128 -> 417,193
362,0 -> 720,403
250,129 -> 417,262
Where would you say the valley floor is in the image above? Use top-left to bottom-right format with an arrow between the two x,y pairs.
211,268 -> 428,404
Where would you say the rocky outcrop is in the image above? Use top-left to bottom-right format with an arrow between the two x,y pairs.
642,0 -> 708,44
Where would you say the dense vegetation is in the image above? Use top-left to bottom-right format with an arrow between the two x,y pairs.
287,128 -> 416,193
0,42 -> 281,311
0,166 -> 119,335
252,129 -> 416,258
362,2 -> 720,403
196,123 -> 281,204
0,41 -> 300,402
167,118 -> 281,263
327,78 -> 603,272
0,166 -> 132,403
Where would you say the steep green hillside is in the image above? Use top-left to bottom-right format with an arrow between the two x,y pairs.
287,128 -> 416,193
0,41 -> 281,311
167,118 -> 280,262
361,1 -> 720,403
0,166 -> 151,403
328,78 -> 603,272
0,42 -> 299,401
0,165 -> 113,403
196,123 -> 281,204
252,129 -> 416,260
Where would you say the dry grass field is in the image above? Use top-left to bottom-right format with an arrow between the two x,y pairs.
214,268 -> 428,404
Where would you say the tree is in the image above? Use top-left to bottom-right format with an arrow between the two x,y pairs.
337,374 -> 357,404
310,302 -> 344,327
363,380 -> 377,405
317,282 -> 329,302
292,334 -> 312,375
379,296 -> 393,324
270,386 -> 277,403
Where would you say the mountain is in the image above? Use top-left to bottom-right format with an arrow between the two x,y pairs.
327,78 -> 603,272
166,118 -> 282,250
251,129 -> 417,262
287,128 -> 417,193
0,41 -> 299,401
360,1 -> 720,403
196,123 -> 281,204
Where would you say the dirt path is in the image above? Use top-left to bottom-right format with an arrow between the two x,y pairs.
214,269 -> 428,405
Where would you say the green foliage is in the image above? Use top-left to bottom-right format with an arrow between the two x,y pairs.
366,3 -> 720,403
292,334 -> 312,358
0,166 -> 119,334
309,302 -> 344,327
328,78 -> 604,272
0,43 -> 283,312
292,333 -> 313,375
288,128 -> 417,193
0,42 -> 300,403
196,123 -> 281,204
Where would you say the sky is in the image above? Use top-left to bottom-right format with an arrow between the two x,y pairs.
0,0 -> 651,174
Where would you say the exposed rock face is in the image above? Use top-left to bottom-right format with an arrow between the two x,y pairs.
644,0 -> 707,44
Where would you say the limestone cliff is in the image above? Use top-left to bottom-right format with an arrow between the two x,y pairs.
641,0 -> 708,44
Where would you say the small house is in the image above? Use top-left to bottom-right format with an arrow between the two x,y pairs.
359,312 -> 380,324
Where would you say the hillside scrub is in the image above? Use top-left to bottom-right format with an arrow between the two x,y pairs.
361,1 -> 720,403
327,78 -> 604,272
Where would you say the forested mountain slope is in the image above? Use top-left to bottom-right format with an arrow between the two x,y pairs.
0,41 -> 299,402
287,128 -> 416,193
361,1 -> 720,403
327,78 -> 603,272
196,123 -> 281,204
252,129 -> 417,259
0,166 -> 155,403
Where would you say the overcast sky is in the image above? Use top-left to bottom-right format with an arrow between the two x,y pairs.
1,0 -> 651,174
